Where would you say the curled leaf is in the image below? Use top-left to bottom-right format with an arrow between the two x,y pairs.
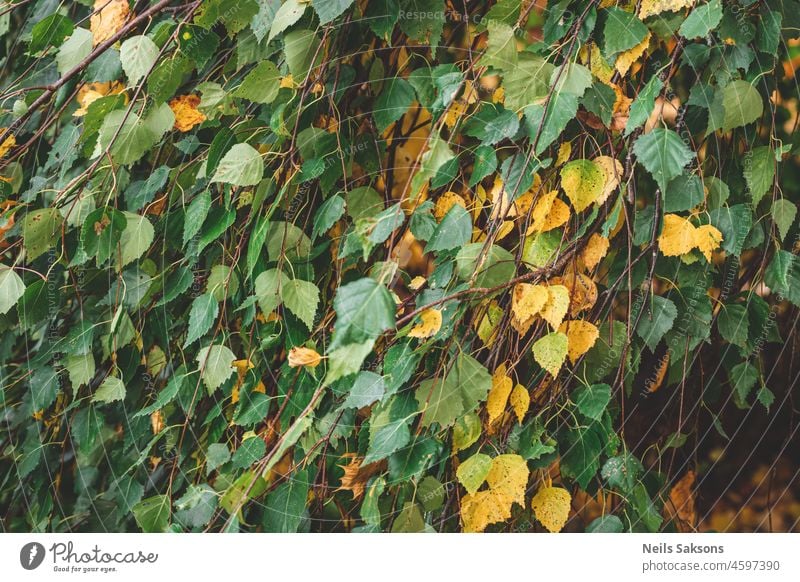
288,346 -> 322,368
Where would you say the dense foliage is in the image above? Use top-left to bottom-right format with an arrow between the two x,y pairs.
0,0 -> 798,533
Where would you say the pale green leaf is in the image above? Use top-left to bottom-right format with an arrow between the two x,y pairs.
211,143 -> 264,186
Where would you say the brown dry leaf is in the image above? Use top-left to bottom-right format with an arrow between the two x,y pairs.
559,320 -> 600,363
511,283 -> 549,329
486,364 -> 513,426
615,31 -> 651,76
529,190 -> 570,233
461,454 -> 529,532
408,308 -> 443,339
338,455 -> 385,500
659,214 -> 697,256
693,224 -> 723,261
287,346 -> 322,368
0,133 -> 15,158
594,156 -> 624,204
580,233 -> 610,270
639,0 -> 695,20
170,94 -> 207,132
90,0 -> 130,46
531,486 -> 572,532
434,190 -> 467,220
509,384 -> 530,424
150,410 -> 164,435
540,284 -> 570,329
668,470 -> 697,529
644,352 -> 670,394
611,85 -> 633,132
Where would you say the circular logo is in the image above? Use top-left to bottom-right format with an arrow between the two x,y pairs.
19,542 -> 45,570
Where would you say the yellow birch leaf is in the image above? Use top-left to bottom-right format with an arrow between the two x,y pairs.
487,454 -> 529,504
509,173 -> 541,218
288,346 -> 322,368
74,81 -> 125,116
639,0 -> 695,21
492,86 -> 505,104
531,486 -> 572,532
509,384 -> 530,424
445,100 -> 469,128
580,233 -> 610,270
659,214 -> 697,256
460,454 -> 530,532
495,220 -> 515,242
539,285 -> 570,329
170,94 -> 207,132
614,31 -> 651,76
532,332 -> 568,377
552,271 -> 598,316
594,156 -> 624,204
559,320 -> 600,363
408,308 -> 442,339
556,142 -> 572,166
487,364 -> 513,426
90,0 -> 130,46
461,489 -> 507,533
0,133 -> 15,158
560,160 -> 605,212
512,283 -> 549,328
434,191 -> 467,220
408,276 -> 426,290
693,224 -> 723,261
529,190 -> 570,233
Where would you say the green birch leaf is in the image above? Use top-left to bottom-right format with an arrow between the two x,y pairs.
456,453 -> 492,495
312,0 -> 355,24
93,376 -> 126,404
282,278 -> 319,329
120,35 -> 160,86
633,128 -> 694,192
211,143 -> 264,186
56,28 -> 92,75
721,80 -> 763,132
330,278 -> 396,349
118,212 -> 154,268
197,344 -> 236,394
0,266 -> 25,315
234,61 -> 281,104
772,199 -> 797,242
185,293 -> 219,347
744,146 -> 775,208
679,0 -> 722,38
